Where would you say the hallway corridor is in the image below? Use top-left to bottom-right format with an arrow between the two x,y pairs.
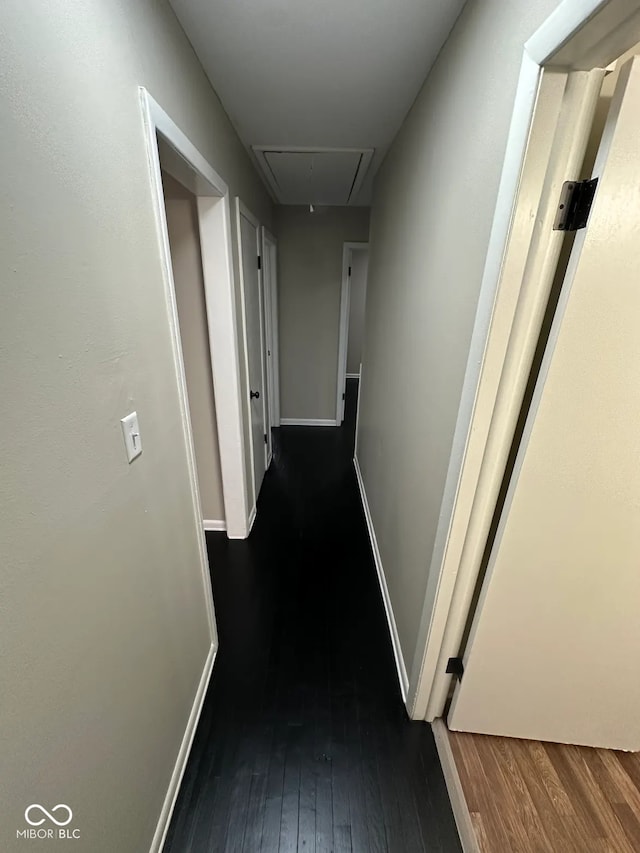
164,381 -> 461,852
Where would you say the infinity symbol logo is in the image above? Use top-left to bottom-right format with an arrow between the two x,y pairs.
25,804 -> 73,827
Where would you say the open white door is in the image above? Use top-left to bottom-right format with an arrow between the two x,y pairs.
237,201 -> 269,503
448,57 -> 640,751
261,227 -> 280,442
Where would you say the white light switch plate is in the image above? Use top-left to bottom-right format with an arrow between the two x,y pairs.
120,412 -> 142,463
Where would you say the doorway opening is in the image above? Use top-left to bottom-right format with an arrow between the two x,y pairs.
336,241 -> 369,425
410,1 -> 640,727
140,88 -> 251,547
235,200 -> 280,513
162,171 -> 226,532
415,11 -> 640,852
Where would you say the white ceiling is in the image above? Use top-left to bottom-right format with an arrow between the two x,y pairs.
169,0 -> 466,206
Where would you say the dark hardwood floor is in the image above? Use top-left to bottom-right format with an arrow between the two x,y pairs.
164,380 -> 461,852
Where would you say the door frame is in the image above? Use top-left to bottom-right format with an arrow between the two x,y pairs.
408,0 -> 640,721
140,88 -> 251,853
140,89 -> 251,543
235,198 -> 269,511
336,241 -> 368,424
261,227 -> 280,432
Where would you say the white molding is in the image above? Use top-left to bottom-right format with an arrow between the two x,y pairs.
280,418 -> 338,427
149,644 -> 216,853
140,87 -> 249,544
145,97 -> 228,195
139,88 -> 222,641
432,719 -> 479,853
235,198 -> 271,508
409,0 -> 640,723
248,504 -> 257,532
203,519 -> 226,532
353,456 -> 409,702
346,373 -> 361,379
336,242 -> 368,424
408,51 -> 543,720
354,364 -> 363,457
261,227 -> 280,428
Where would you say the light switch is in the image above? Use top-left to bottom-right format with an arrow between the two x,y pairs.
120,412 -> 142,463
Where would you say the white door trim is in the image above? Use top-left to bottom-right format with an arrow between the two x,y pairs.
140,89 -> 251,543
336,241 -> 368,424
408,0 -> 640,721
140,88 -> 246,853
235,198 -> 270,510
262,227 -> 280,430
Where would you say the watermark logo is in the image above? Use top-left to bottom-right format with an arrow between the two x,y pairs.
17,804 -> 80,840
25,805 -> 73,827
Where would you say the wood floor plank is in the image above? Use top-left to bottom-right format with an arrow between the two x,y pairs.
488,738 -> 554,853
470,812 -> 491,853
543,742 -> 609,841
596,748 -> 640,812
616,751 -> 640,795
564,746 -> 636,853
449,729 -> 640,853
164,381 -> 460,853
611,802 -> 640,851
527,741 -> 575,817
449,733 -> 481,813
451,732 -> 514,851
510,739 -> 586,853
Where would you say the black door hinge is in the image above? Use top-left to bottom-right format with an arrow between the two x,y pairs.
348,266 -> 352,276
257,255 -> 262,270
342,392 -> 345,401
446,657 -> 464,680
553,178 -> 598,232
264,433 -> 268,445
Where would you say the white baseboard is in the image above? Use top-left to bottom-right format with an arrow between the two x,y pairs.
203,519 -> 226,532
280,418 -> 338,427
346,373 -> 360,379
149,643 -> 217,853
353,456 -> 409,702
432,719 -> 479,853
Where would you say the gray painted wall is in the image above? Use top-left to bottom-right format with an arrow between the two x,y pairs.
276,206 -> 370,421
346,249 -> 369,375
0,1 -> 271,850
357,0 -> 563,679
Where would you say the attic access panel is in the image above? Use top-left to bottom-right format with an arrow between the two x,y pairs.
253,147 -> 373,205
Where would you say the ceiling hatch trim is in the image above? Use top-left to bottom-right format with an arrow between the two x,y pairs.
252,146 -> 374,206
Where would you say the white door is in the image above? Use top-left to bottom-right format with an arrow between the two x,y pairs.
237,202 -> 269,502
448,57 -> 640,751
261,227 -> 280,444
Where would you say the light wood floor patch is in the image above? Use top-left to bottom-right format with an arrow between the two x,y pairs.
448,730 -> 640,853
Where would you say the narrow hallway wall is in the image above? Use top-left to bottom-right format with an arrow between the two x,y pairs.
276,205 -> 369,422
0,1 -> 272,850
357,0 -> 564,691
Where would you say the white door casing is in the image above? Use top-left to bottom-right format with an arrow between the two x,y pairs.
236,200 -> 269,504
448,57 -> 640,751
262,227 -> 280,438
336,241 -> 368,424
412,0 -> 640,723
